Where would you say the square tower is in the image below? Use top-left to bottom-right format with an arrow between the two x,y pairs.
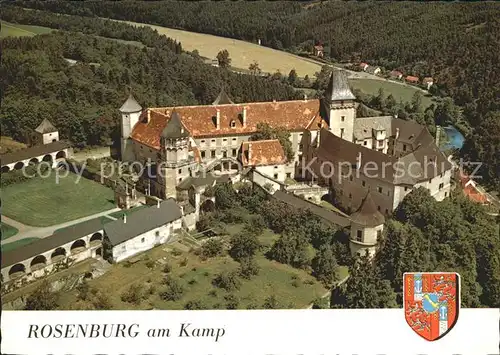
325,70 -> 356,142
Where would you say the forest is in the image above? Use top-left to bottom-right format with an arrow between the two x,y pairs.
4,0 -> 499,189
0,15 -> 302,147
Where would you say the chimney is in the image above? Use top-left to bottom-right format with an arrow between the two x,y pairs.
123,214 -> 127,224
146,109 -> 151,123
157,199 -> 160,208
395,128 -> 400,140
356,151 -> 362,170
248,145 -> 252,163
272,99 -> 276,103
304,94 -> 308,101
242,107 -> 247,127
216,109 -> 220,129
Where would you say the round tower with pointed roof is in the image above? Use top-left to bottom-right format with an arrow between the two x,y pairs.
349,191 -> 385,258
119,93 -> 142,161
324,70 -> 356,143
157,110 -> 191,199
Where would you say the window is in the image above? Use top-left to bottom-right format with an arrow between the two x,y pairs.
429,178 -> 432,183
385,209 -> 389,215
230,120 -> 236,128
223,151 -> 227,158
232,138 -> 237,142
439,183 -> 444,190
364,141 -> 367,146
201,139 -> 206,144
445,192 -> 448,197
178,168 -> 182,174
141,237 -> 145,243
211,139 -> 216,144
223,138 -> 228,143
201,150 -> 206,158
274,166 -> 278,169
340,128 -> 345,138
155,231 -> 160,237
349,193 -> 352,199
377,206 -> 381,211
140,146 -> 143,149
178,178 -> 182,182
232,149 -> 237,157
362,180 -> 366,187
286,173 -> 291,178
211,150 -> 216,158
273,173 -> 278,179
403,144 -> 407,151
299,143 -> 303,151
341,116 -> 345,122
378,186 -> 383,193
149,149 -> 152,153
356,230 -> 362,242
440,173 -> 443,178
404,186 -> 409,192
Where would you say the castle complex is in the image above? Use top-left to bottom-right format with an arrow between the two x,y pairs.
119,70 -> 453,256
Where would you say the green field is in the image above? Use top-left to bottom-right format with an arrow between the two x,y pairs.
59,226 -> 339,310
0,21 -> 53,38
1,172 -> 116,227
350,78 -> 435,108
2,237 -> 40,252
1,223 -> 19,240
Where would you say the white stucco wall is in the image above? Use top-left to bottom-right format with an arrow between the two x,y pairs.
111,219 -> 182,263
255,164 -> 286,182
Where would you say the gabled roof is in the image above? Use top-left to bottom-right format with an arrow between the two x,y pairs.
35,118 -> 57,134
104,199 -> 182,247
350,192 -> 385,227
405,76 -> 419,82
131,100 -> 323,149
1,140 -> 71,166
161,111 -> 190,139
212,87 -> 234,105
326,70 -> 356,101
119,94 -> 142,113
2,218 -> 104,268
241,139 -> 286,167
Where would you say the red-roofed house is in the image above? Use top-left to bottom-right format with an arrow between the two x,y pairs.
390,70 -> 403,80
359,63 -> 369,71
405,75 -> 419,84
459,171 -> 489,204
241,139 -> 287,182
313,44 -> 324,58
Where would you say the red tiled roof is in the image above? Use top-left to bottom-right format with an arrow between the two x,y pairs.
360,63 -> 368,67
131,100 -> 324,150
463,184 -> 488,204
390,70 -> 403,76
406,76 -> 419,83
241,139 -> 286,167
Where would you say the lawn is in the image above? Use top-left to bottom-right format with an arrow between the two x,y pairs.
2,237 -> 40,252
0,21 -> 53,38
1,223 -> 19,240
0,136 -> 27,155
350,78 -> 435,108
0,172 -> 116,227
59,226 -> 332,310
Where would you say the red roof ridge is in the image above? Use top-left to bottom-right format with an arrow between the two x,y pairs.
149,99 -> 319,111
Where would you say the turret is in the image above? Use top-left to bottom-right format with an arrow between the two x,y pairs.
34,118 -> 59,145
119,94 -> 142,161
325,70 -> 356,142
349,192 -> 385,258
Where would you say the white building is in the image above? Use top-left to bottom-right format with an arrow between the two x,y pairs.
104,199 -> 183,263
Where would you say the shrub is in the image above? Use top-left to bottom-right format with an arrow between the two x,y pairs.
229,232 -> 260,261
163,263 -> 172,273
263,295 -> 280,309
145,260 -> 156,269
224,294 -> 239,310
201,238 -> 224,258
238,257 -> 260,279
184,299 -> 207,310
24,280 -> 59,310
121,284 -> 143,305
160,278 -> 185,301
212,270 -> 241,291
208,289 -> 218,297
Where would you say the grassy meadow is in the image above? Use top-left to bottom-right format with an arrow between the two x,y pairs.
1,223 -> 19,240
0,171 -> 116,227
0,21 -> 53,38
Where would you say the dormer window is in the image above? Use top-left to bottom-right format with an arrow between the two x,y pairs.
230,120 -> 236,128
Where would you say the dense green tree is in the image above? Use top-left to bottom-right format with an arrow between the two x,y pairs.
24,280 -> 60,310
216,49 -> 231,68
229,231 -> 261,261
312,244 -> 339,286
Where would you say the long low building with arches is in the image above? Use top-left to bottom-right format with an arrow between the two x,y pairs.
1,218 -> 104,287
1,140 -> 72,173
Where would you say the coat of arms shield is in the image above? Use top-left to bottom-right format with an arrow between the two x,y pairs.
403,272 -> 460,341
